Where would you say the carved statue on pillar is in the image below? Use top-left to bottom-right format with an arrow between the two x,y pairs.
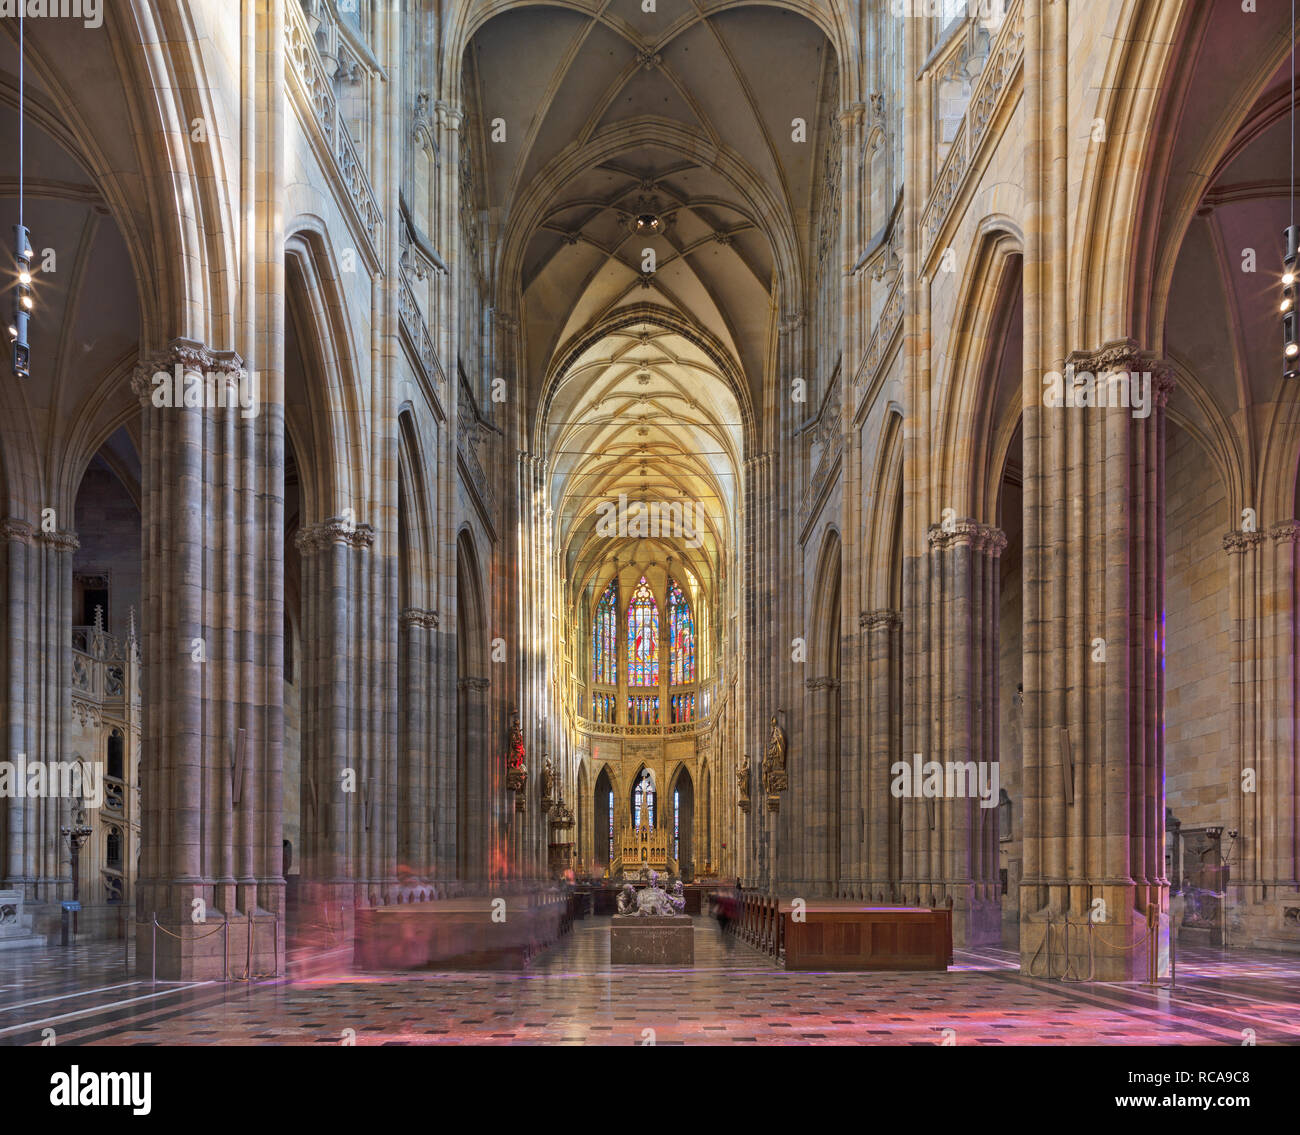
505,711 -> 527,809
762,712 -> 788,810
540,756 -> 555,811
737,752 -> 751,813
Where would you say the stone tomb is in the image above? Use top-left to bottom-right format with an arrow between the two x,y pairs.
610,914 -> 694,964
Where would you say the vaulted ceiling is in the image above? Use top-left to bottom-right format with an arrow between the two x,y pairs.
1161,45 -> 1298,504
466,3 -> 834,405
0,17 -> 143,513
546,314 -> 741,603
464,2 -> 836,615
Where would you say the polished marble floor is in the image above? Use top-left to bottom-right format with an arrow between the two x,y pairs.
2,916 -> 1298,1045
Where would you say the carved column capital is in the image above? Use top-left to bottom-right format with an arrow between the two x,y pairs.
805,676 -> 840,691
860,608 -> 902,630
1223,530 -> 1266,555
1065,340 -> 1178,408
36,529 -> 79,552
0,517 -> 34,544
435,100 -> 464,130
293,517 -> 376,554
130,339 -> 248,407
399,607 -> 440,630
838,101 -> 866,129
458,676 -> 490,692
927,519 -> 1006,555
1268,520 -> 1300,544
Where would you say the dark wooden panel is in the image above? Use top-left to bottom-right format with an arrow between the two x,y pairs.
782,906 -> 951,971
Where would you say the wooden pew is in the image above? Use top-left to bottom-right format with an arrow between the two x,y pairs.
779,902 -> 952,971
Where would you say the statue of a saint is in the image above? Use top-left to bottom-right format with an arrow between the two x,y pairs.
736,752 -> 751,812
505,711 -> 527,794
540,756 -> 555,808
763,714 -> 788,797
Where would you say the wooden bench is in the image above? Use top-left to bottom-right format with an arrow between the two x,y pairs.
779,902 -> 952,971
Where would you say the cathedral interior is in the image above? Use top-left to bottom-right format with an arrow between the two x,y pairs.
1,0 -> 1300,1060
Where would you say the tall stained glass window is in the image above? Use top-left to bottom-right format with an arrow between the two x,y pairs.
673,789 -> 680,861
634,769 -> 656,828
593,578 -> 618,685
668,578 -> 695,685
608,789 -> 614,863
627,576 -> 659,686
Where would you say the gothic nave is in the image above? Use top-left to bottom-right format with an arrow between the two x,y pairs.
1,0 -> 1300,1080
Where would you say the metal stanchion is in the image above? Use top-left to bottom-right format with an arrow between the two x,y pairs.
1169,904 -> 1177,988
1145,902 -> 1158,986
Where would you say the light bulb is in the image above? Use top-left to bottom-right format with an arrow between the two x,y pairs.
1285,296 -> 1295,313
20,295 -> 32,310
1287,342 -> 1300,358
1286,271 -> 1297,287
18,270 -> 30,285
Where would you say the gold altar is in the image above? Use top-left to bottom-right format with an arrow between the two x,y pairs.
617,820 -> 672,877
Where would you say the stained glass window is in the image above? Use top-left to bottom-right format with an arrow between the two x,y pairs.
668,577 -> 695,685
627,576 -> 659,686
673,789 -> 679,861
592,693 -> 616,723
608,789 -> 614,863
627,695 -> 658,725
670,692 -> 695,724
593,578 -> 618,685
634,769 -> 656,828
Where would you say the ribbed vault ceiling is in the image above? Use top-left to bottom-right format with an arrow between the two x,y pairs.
465,2 -> 834,617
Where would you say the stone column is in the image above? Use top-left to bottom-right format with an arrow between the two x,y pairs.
741,452 -> 771,887
457,676 -> 490,884
861,609 -> 902,902
1020,342 -> 1175,980
910,520 -> 1005,945
1,518 -> 34,895
398,607 -> 439,878
803,675 -> 840,890
294,516 -> 376,928
1224,522 -> 1300,945
0,519 -> 78,900
131,343 -> 282,980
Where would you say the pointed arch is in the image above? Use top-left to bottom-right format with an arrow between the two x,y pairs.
630,763 -> 657,829
669,763 -> 695,875
935,221 -> 1023,524
592,576 -> 619,685
810,527 -> 843,677
626,576 -> 659,687
285,225 -> 369,524
397,410 -> 435,610
594,763 -> 616,870
667,576 -> 696,686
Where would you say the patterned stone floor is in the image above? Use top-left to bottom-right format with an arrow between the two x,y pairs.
2,916 -> 1298,1045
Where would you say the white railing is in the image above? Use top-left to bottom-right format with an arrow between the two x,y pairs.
285,0 -> 383,261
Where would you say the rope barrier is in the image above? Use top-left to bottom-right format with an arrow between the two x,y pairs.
1021,910 -> 1165,984
152,920 -> 227,941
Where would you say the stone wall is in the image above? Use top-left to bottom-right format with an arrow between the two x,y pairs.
1163,423 -> 1232,832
